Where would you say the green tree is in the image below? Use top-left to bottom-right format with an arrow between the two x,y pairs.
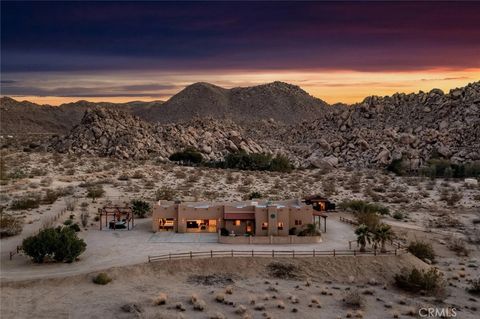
373,223 -> 394,253
355,224 -> 371,252
22,226 -> 86,263
131,199 -> 151,218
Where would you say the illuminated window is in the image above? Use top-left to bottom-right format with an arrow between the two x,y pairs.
262,222 -> 268,230
277,222 -> 284,230
234,220 -> 241,226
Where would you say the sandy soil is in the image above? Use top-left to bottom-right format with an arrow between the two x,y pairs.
4,255 -> 466,319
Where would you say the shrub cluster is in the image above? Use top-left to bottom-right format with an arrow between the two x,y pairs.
0,212 -> 23,238
22,226 -> 86,263
216,152 -> 293,173
394,267 -> 445,294
420,159 -> 480,179
169,148 -> 203,164
408,241 -> 436,262
10,194 -> 41,210
339,200 -> 389,215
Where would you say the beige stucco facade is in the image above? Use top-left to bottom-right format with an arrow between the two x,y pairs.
152,199 -> 314,236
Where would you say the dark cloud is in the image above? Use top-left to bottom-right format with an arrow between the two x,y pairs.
0,82 -> 178,97
1,1 -> 480,74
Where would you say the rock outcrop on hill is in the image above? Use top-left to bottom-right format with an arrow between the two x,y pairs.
258,81 -> 480,168
7,80 -> 480,168
49,108 -> 267,160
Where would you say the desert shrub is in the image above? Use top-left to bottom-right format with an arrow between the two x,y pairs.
92,272 -> 112,285
69,223 -> 81,232
339,200 -> 389,215
63,219 -> 73,226
219,151 -> 293,172
393,211 -> 404,220
467,278 -> 480,295
117,174 -> 130,181
421,159 -> 480,178
408,241 -> 435,262
447,237 -> 469,256
22,226 -> 86,263
10,194 -> 41,210
169,148 -> 203,164
387,158 -> 407,176
394,267 -> 445,294
247,191 -> 262,200
131,171 -> 144,179
269,154 -> 294,173
0,212 -> 23,238
267,262 -> 298,279
297,223 -> 320,236
86,185 -> 105,201
42,189 -> 59,204
155,186 -> 177,201
131,199 -> 151,218
343,289 -> 365,308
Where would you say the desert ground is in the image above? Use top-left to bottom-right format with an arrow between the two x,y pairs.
1,149 -> 479,318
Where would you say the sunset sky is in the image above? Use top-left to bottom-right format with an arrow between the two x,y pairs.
1,1 -> 479,105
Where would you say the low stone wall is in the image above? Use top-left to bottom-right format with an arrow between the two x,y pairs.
218,235 -> 322,245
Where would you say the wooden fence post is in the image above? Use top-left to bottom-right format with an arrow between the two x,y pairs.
333,249 -> 336,257
211,250 -> 213,258
190,251 -> 192,259
353,249 -> 356,256
395,249 -> 397,256
231,250 -> 233,257
252,250 -> 254,257
374,248 -> 377,256
292,250 -> 295,258
313,249 -> 315,257
169,252 -> 171,260
272,250 -> 274,258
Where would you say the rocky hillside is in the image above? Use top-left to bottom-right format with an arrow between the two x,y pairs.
258,81 -> 480,168
49,108 -> 267,160
144,81 -> 330,124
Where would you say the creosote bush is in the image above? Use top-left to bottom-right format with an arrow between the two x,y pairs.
394,267 -> 445,295
408,241 -> 436,262
10,194 -> 41,210
86,185 -> 105,201
0,212 -> 23,238
92,272 -> 112,285
155,186 -> 177,201
466,278 -> 480,295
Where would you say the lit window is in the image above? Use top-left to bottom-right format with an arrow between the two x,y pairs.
278,222 -> 284,230
234,220 -> 241,226
262,222 -> 268,230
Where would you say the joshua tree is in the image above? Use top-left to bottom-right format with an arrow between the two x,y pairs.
355,224 -> 371,252
373,223 -> 394,253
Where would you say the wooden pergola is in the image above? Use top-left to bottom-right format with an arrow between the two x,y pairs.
98,205 -> 135,230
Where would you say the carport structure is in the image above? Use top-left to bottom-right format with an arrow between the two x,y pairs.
98,205 -> 135,230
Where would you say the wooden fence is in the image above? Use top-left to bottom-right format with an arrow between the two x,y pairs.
148,248 -> 401,263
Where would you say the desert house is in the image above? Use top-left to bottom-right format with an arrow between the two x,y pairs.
152,199 -> 323,236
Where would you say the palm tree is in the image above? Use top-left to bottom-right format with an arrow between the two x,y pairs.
373,224 -> 394,253
355,224 -> 371,252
